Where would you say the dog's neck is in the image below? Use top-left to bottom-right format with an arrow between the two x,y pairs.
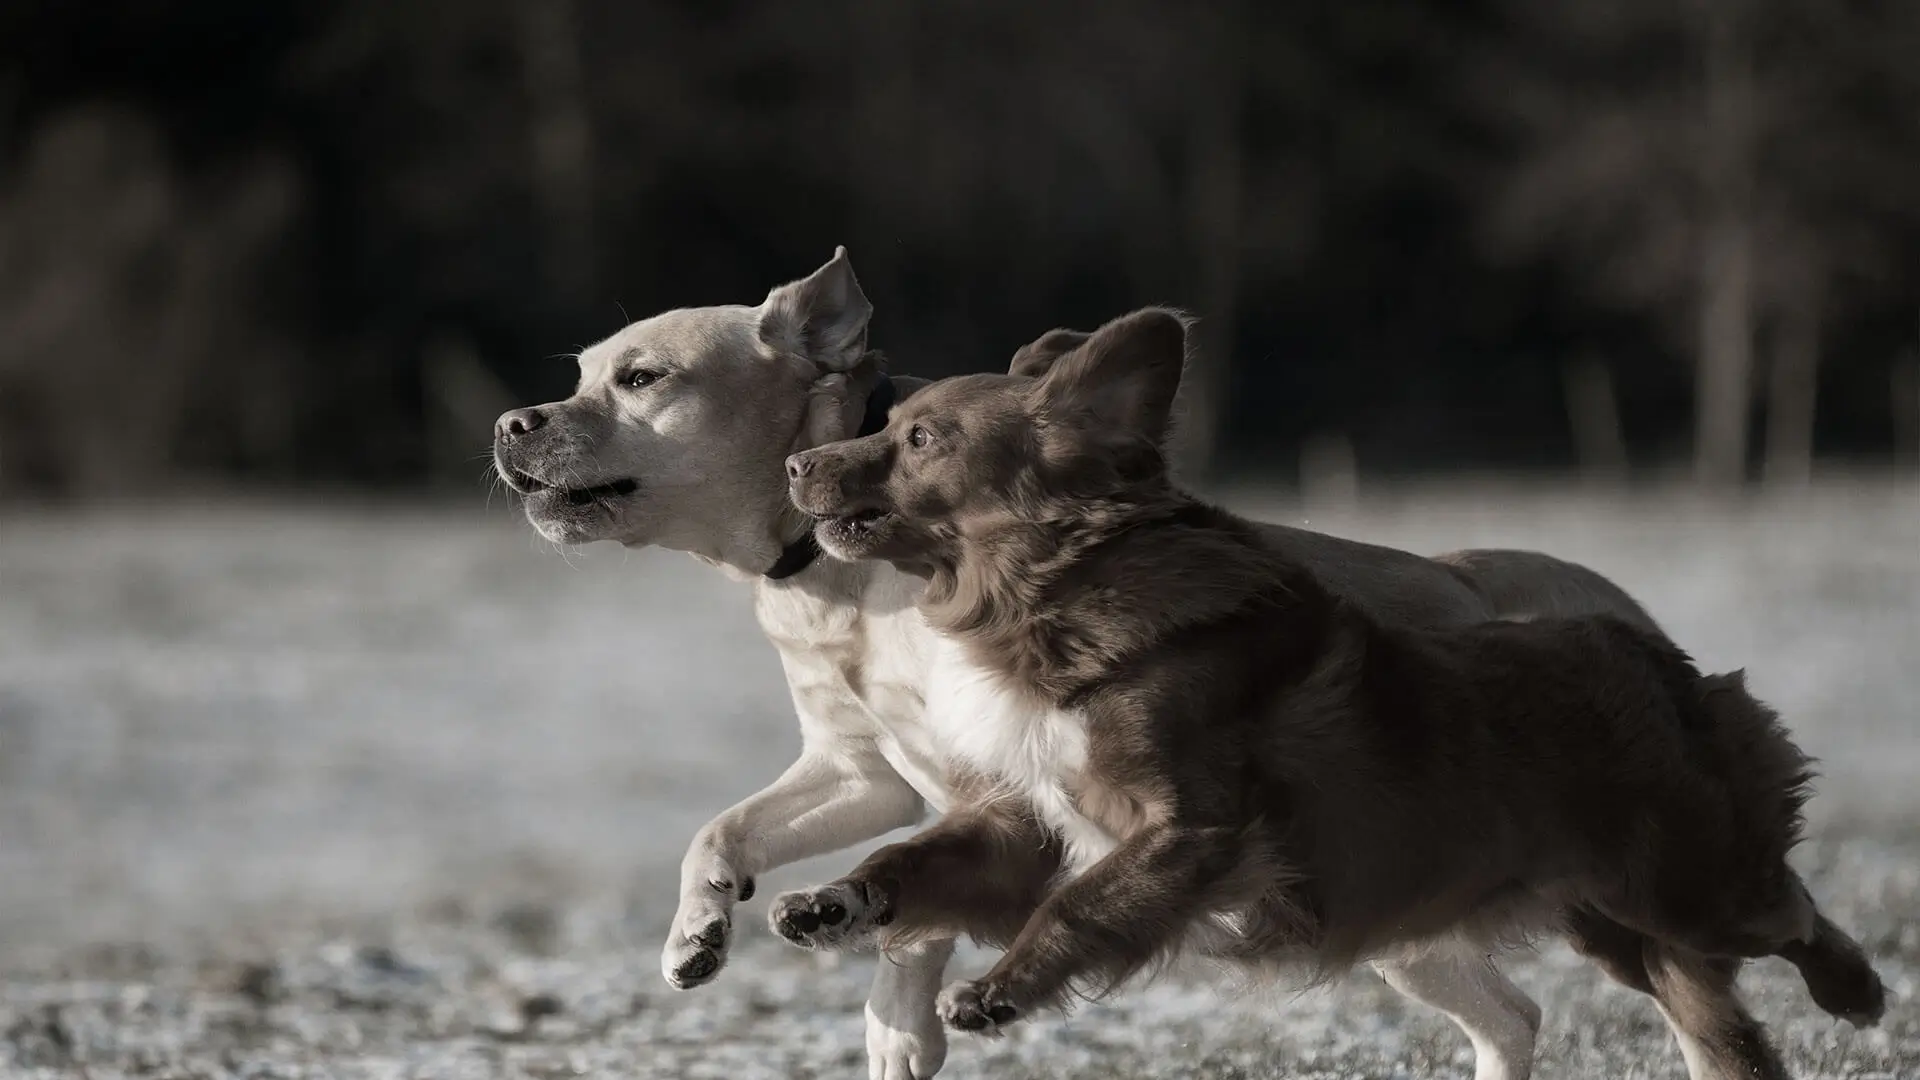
921,488 -> 1314,701
762,371 -> 899,582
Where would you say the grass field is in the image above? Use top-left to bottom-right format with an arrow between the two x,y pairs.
1,483 -> 1914,1078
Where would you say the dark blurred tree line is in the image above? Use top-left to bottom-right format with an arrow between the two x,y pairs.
1,0 -> 1916,495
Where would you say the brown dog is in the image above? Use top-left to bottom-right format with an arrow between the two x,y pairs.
782,309 -> 1887,1080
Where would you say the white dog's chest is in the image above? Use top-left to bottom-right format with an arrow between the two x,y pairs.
754,563 -> 1122,869
924,636 -> 1118,873
756,564 -> 953,810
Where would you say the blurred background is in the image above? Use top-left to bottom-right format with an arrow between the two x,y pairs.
1,3 -> 1916,1078
3,0 -> 1918,490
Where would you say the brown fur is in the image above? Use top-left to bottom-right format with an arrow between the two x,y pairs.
856,767 -> 1065,950
787,308 -> 1887,1074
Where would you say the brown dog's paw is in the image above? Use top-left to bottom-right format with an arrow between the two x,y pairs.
768,878 -> 893,951
936,979 -> 1021,1036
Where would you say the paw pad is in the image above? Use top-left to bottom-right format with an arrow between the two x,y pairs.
937,980 -> 1021,1035
690,917 -> 728,949
670,949 -> 719,986
768,880 -> 889,950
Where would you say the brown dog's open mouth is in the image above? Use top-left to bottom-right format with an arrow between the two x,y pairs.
820,507 -> 893,545
504,466 -> 639,506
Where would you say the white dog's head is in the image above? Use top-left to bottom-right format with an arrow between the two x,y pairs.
493,247 -> 885,574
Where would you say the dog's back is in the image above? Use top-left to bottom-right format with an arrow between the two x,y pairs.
1251,522 -> 1663,637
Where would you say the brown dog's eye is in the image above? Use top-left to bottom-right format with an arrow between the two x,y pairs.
624,369 -> 663,389
907,425 -> 930,449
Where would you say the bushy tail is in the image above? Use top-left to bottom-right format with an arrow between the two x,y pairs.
1778,907 -> 1890,1026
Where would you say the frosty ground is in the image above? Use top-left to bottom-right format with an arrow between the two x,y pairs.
1,483 -> 1915,1079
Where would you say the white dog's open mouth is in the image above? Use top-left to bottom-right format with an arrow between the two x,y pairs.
503,466 -> 639,506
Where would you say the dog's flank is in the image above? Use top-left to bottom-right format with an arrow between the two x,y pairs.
785,307 -> 1886,1077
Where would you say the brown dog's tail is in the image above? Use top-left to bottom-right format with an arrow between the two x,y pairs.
1777,904 -> 1890,1026
1689,671 -> 1888,1026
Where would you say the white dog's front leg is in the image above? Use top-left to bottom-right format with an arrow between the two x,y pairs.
663,745 -> 925,989
867,938 -> 955,1080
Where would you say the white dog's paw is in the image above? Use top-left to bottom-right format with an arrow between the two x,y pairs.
936,978 -> 1021,1037
866,998 -> 948,1080
768,878 -> 892,951
661,872 -> 754,990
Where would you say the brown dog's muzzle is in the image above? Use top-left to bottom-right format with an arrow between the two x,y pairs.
785,434 -> 891,518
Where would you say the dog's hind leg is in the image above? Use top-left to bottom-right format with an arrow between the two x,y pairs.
1376,940 -> 1540,1080
1646,945 -> 1792,1080
866,937 -> 955,1080
1565,905 -> 1653,993
1595,868 -> 1886,1028
1567,908 -> 1790,1080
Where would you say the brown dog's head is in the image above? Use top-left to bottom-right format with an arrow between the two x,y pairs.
785,308 -> 1188,571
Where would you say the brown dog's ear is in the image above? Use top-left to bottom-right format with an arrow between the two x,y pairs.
1038,308 -> 1188,444
1008,328 -> 1093,379
760,246 -> 873,372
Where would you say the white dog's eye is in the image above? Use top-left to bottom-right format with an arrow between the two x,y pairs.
625,369 -> 663,389
907,425 -> 930,449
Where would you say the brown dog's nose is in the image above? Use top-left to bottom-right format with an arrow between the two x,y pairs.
786,453 -> 814,480
496,408 -> 545,440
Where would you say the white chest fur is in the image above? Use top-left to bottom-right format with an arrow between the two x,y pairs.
754,559 -> 952,811
923,634 -> 1118,874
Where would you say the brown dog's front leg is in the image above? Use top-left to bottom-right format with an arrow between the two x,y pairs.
936,823 -> 1241,1034
768,799 -> 1061,952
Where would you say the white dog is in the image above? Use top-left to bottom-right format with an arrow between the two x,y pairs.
493,249 -> 1666,1080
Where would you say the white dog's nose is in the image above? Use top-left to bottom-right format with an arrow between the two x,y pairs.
496,408 -> 546,439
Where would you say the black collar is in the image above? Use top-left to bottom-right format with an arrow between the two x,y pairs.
765,374 -> 898,581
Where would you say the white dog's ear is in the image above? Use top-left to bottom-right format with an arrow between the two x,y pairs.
759,245 -> 873,372
1039,307 -> 1189,444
